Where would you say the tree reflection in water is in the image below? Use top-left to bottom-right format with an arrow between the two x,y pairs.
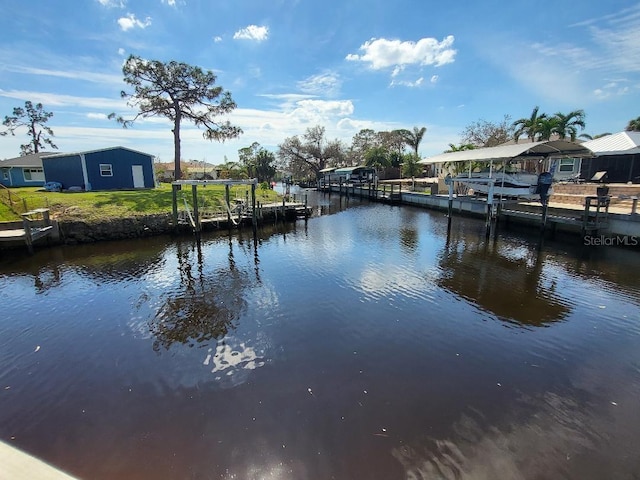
149,237 -> 251,352
439,229 -> 571,327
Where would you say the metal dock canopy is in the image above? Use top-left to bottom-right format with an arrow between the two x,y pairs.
420,140 -> 594,164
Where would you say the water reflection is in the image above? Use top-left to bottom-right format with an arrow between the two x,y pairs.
2,201 -> 640,480
0,237 -> 168,291
148,238 -> 250,352
439,230 -> 571,326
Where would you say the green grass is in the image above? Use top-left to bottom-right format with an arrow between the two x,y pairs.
0,184 -> 281,222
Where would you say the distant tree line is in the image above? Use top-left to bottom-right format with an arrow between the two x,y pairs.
276,125 -> 427,180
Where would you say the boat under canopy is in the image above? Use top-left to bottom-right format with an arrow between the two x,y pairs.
420,140 -> 594,200
420,140 -> 593,165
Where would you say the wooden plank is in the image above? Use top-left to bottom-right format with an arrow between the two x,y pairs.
502,209 -> 584,226
0,229 -> 27,241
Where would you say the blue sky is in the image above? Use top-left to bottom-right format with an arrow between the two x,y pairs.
1,0 -> 639,163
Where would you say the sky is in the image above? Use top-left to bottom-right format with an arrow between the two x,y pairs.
1,0 -> 639,164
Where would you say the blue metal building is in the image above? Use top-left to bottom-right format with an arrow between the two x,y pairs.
42,146 -> 155,191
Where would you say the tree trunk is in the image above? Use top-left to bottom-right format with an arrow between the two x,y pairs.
173,111 -> 181,180
32,124 -> 39,153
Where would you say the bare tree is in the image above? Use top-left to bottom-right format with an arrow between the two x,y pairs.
461,115 -> 514,147
277,126 -> 346,178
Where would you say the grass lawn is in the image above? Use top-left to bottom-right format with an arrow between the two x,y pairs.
0,183 -> 281,222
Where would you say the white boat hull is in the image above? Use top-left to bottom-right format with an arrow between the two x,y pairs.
454,172 -> 545,200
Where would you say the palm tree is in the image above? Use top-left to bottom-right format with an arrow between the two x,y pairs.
552,110 -> 586,141
626,116 -> 640,132
537,116 -> 560,141
402,126 -> 427,158
364,146 -> 391,170
402,154 -> 423,178
513,106 -> 547,142
444,143 -> 476,153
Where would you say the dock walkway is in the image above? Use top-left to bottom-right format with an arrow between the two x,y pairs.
0,208 -> 55,253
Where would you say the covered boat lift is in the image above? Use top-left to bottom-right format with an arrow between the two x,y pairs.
420,140 -> 594,178
420,140 -> 596,236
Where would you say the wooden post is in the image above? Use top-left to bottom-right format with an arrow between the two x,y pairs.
251,183 -> 257,232
282,196 -> 286,220
446,175 -> 454,233
582,197 -> 592,237
22,214 -> 33,254
541,202 -> 549,234
191,184 -> 200,233
486,179 -> 495,239
304,194 -> 308,219
172,184 -> 180,232
42,209 -> 51,227
225,184 -> 231,224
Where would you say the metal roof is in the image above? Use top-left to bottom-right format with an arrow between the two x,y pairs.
334,165 -> 368,173
581,131 -> 640,155
42,146 -> 153,159
319,167 -> 336,173
0,152 -> 58,167
420,140 -> 593,165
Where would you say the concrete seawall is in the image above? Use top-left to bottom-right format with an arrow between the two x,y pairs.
322,184 -> 640,239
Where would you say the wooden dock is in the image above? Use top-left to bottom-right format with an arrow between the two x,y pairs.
500,196 -> 612,235
0,208 -> 55,253
171,179 -> 311,236
175,199 -> 310,231
319,182 -> 640,240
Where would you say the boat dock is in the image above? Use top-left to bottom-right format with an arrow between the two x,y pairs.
0,208 -> 57,253
171,179 -> 310,235
318,181 -> 640,241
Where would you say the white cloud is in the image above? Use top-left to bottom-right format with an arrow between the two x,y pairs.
117,13 -> 152,31
346,35 -> 457,70
295,99 -> 354,117
233,25 -> 269,42
390,77 -> 424,88
297,71 -> 341,97
593,81 -> 630,99
489,5 -> 640,105
118,47 -> 126,56
2,65 -> 122,85
336,118 -> 358,130
213,36 -> 222,43
430,75 -> 439,84
97,0 -> 125,7
162,0 -> 176,6
0,89 -> 126,110
87,113 -> 109,120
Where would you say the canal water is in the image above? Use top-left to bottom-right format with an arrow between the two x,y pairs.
1,190 -> 639,479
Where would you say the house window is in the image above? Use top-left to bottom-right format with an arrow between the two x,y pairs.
100,164 -> 113,177
559,158 -> 576,172
23,168 -> 45,182
2,171 -> 8,180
